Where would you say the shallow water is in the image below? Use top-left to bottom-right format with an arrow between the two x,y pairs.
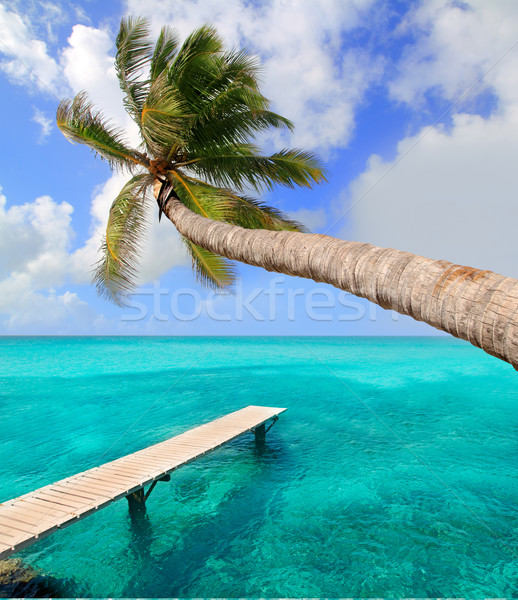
0,336 -> 517,597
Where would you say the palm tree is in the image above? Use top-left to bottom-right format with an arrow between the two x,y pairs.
57,17 -> 518,371
58,18 -> 323,295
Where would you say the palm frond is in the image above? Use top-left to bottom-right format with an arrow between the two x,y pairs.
168,25 -> 224,100
93,173 -> 154,304
224,195 -> 307,232
184,47 -> 262,113
171,174 -> 306,232
218,47 -> 262,89
182,237 -> 236,290
141,72 -> 191,157
167,170 -> 230,220
186,108 -> 293,154
178,46 -> 291,150
56,92 -> 145,171
150,25 -> 180,81
189,148 -> 326,192
189,85 -> 270,133
116,16 -> 153,123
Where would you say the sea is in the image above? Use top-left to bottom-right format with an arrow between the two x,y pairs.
0,335 -> 517,597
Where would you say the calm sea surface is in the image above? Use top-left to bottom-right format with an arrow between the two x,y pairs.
0,336 -> 517,597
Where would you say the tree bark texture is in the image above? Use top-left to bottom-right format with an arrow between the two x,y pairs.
160,186 -> 518,370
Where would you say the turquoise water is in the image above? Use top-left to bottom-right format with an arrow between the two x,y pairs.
0,336 -> 517,597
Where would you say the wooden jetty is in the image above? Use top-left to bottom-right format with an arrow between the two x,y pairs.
0,405 -> 286,560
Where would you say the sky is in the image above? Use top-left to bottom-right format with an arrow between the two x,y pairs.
0,0 -> 517,336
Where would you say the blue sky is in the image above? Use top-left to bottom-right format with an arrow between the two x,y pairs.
1,0 -> 517,335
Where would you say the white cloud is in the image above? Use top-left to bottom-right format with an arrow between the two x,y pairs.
0,6 -> 137,138
0,8 -> 193,332
32,108 -> 52,142
0,189 -> 105,332
389,0 -> 518,110
0,175 -> 189,333
3,0 -> 79,43
0,7 -> 141,149
61,25 -> 121,120
289,207 -> 327,231
60,23 -> 142,144
346,108 -> 518,278
138,212 -> 190,285
0,282 -> 103,334
123,0 -> 381,151
0,191 -> 74,286
345,1 -> 518,281
0,3 -> 61,94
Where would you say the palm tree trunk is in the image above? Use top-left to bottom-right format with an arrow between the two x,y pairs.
160,184 -> 518,370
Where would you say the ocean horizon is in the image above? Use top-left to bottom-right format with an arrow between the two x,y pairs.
1,335 -> 517,597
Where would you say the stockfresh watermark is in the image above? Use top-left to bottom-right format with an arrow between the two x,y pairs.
121,276 -> 400,323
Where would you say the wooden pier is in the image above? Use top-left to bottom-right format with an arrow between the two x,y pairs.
0,405 -> 286,560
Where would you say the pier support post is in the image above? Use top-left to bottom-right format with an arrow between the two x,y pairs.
126,474 -> 172,515
254,417 -> 278,443
127,488 -> 146,514
254,423 -> 266,442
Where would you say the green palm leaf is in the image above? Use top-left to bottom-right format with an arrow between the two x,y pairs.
224,195 -> 306,232
183,47 -> 262,114
170,175 -> 306,232
116,16 -> 153,123
203,48 -> 261,99
141,72 -> 191,158
186,109 -> 293,155
150,25 -> 180,81
167,170 -> 230,221
56,92 -> 146,171
182,237 -> 236,290
189,148 -> 326,191
168,26 -> 224,98
94,173 -> 154,304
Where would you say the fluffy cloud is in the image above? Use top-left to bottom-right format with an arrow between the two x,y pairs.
289,207 -> 328,232
389,0 -> 518,109
0,4 -> 61,93
61,24 -> 129,129
2,0 -> 77,43
32,108 -> 52,142
0,189 -> 103,332
0,12 -> 194,332
0,191 -> 73,285
0,9 -> 139,139
347,109 -> 518,278
0,175 -> 189,333
123,0 -> 381,152
347,1 -> 518,280
0,283 -> 104,334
